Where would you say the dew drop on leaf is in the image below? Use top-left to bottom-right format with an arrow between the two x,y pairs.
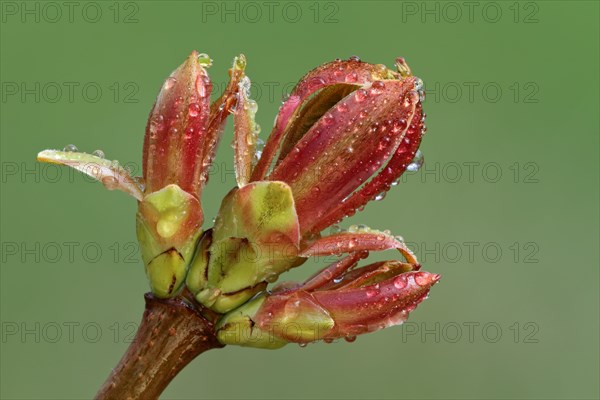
92,149 -> 105,158
374,192 -> 386,201
163,77 -> 177,90
393,275 -> 407,290
329,225 -> 342,235
101,176 -> 118,191
406,150 -> 424,172
197,53 -> 213,68
188,103 -> 200,118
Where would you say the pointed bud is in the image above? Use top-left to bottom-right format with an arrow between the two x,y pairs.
138,52 -> 247,298
217,258 -> 440,346
252,57 -> 425,236
270,78 -> 421,235
138,52 -> 211,297
143,51 -> 213,201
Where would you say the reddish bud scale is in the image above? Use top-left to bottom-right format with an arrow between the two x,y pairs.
232,81 -> 256,187
318,260 -> 417,291
300,252 -> 363,292
143,51 -> 212,197
299,231 -> 411,258
310,100 -> 425,234
251,60 -> 393,182
270,78 -> 420,235
254,270 -> 440,341
313,271 -> 439,338
200,59 -> 247,187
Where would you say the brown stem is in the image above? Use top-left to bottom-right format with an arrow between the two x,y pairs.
95,292 -> 224,400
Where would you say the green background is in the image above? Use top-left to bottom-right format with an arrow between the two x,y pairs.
1,1 -> 598,399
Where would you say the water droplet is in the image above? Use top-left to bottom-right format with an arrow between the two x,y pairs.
414,78 -> 423,92
366,288 -> 379,298
414,272 -> 432,287
307,77 -> 326,92
197,53 -> 213,67
348,55 -> 361,62
394,275 -> 408,290
92,149 -> 105,158
391,118 -> 407,134
157,216 -> 178,238
254,138 -> 265,162
322,114 -> 335,126
298,343 -> 307,348
333,276 -> 344,284
345,72 -> 358,83
374,192 -> 386,201
406,150 -> 424,172
169,127 -> 178,136
101,176 -> 118,190
414,78 -> 425,101
235,55 -> 247,70
344,335 -> 357,342
163,77 -> 177,90
63,144 -> 78,152
358,110 -> 368,119
392,177 -> 401,186
337,103 -> 349,113
323,338 -> 334,344
354,89 -> 369,102
188,103 -> 200,117
247,99 -> 258,114
197,75 -> 212,98
329,225 -> 342,234
370,80 -> 385,95
134,176 -> 145,192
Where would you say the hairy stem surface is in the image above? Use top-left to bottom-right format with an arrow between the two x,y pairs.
95,293 -> 223,400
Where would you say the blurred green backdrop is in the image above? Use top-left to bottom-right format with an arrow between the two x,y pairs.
1,1 -> 598,399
